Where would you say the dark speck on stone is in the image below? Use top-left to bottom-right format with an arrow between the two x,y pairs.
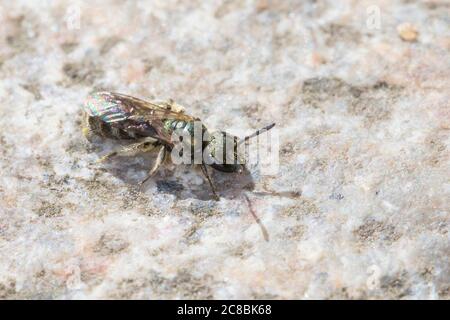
329,193 -> 344,200
157,180 -> 184,193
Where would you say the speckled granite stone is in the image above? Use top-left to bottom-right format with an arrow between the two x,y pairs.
0,0 -> 448,299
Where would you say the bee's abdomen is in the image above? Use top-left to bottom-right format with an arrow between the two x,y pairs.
88,116 -> 136,140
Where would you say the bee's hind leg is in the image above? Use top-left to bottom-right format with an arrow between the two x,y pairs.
140,145 -> 166,187
82,114 -> 94,141
97,138 -> 159,163
82,127 -> 91,139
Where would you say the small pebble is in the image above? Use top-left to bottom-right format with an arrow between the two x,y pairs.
397,22 -> 418,42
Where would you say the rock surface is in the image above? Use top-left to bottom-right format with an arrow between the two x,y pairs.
0,0 -> 449,299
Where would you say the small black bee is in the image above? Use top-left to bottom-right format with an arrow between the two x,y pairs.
82,92 -> 275,200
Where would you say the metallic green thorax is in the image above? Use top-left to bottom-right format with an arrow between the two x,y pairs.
163,120 -> 210,139
164,119 -> 195,136
163,119 -> 212,157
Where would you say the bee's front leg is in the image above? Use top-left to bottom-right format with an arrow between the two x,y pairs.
200,164 -> 220,201
97,138 -> 159,163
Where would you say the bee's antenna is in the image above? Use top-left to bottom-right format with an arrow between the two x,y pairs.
238,123 -> 276,146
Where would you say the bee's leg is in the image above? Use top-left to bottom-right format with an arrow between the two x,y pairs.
140,146 -> 166,186
200,164 -> 220,201
82,114 -> 94,141
82,127 -> 91,139
97,138 -> 158,163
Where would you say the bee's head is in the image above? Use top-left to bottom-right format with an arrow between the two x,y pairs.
204,131 -> 243,173
204,123 -> 275,173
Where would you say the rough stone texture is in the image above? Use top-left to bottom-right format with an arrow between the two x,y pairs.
0,0 -> 449,299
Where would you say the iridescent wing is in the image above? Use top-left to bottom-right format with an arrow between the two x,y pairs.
83,91 -> 198,145
83,91 -> 197,122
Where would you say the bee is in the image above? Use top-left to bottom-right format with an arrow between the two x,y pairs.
82,92 -> 275,200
